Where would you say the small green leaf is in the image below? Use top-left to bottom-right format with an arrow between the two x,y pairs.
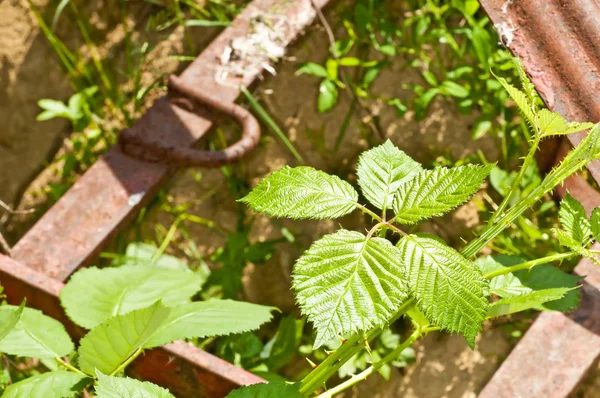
262,316 -> 298,371
0,306 -> 74,359
226,382 -> 301,398
397,235 -> 488,348
559,193 -> 591,246
476,255 -> 581,313
494,74 -> 536,128
0,302 -> 23,341
471,119 -> 492,140
239,166 -> 358,220
60,265 -> 205,329
537,109 -> 594,138
488,288 -> 572,317
95,372 -> 175,398
1,371 -> 89,398
591,207 -> 600,240
78,301 -> 275,375
357,140 -> 422,212
318,79 -> 338,113
513,58 -> 539,106
414,88 -> 439,120
440,81 -> 469,98
295,63 -> 328,78
293,230 -> 409,348
393,164 -> 493,225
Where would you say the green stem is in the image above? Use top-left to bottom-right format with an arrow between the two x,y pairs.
462,144 -> 596,258
298,298 -> 415,396
55,357 -> 88,377
316,329 -> 422,398
110,347 -> 143,376
488,137 -> 540,225
483,251 -> 577,279
357,204 -> 383,223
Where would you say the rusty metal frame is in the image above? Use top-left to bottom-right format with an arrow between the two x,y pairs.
478,1 -> 600,397
0,0 -> 331,396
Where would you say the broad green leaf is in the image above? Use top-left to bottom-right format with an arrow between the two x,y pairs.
295,63 -> 328,78
95,372 -> 175,398
60,265 -> 205,329
488,288 -> 571,317
78,301 -> 275,375
0,306 -> 74,358
397,235 -> 488,348
356,140 -> 422,212
392,164 -> 493,225
591,207 -> 600,240
239,166 -> 358,220
495,75 -> 536,127
121,242 -> 190,270
293,230 -> 408,348
476,255 -> 581,312
143,300 -> 276,348
318,79 -> 338,113
0,303 -> 23,341
78,302 -> 170,375
226,382 -> 301,398
537,109 -> 594,138
1,370 -> 89,398
559,193 -> 591,246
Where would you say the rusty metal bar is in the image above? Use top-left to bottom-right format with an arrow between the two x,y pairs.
479,0 -> 600,396
0,0 -> 332,396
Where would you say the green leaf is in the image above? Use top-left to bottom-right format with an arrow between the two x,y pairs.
318,79 -> 338,113
293,230 -> 408,348
226,382 -> 301,398
95,372 -> 175,398
60,265 -> 205,329
296,63 -> 328,78
476,255 -> 581,312
397,235 -> 488,348
0,306 -> 74,359
414,88 -> 439,120
1,371 -> 89,398
440,81 -> 469,98
0,303 -> 23,341
120,242 -> 191,270
239,166 -> 358,220
494,74 -> 536,127
513,58 -> 539,106
357,140 -> 423,212
559,192 -> 591,246
488,288 -> 572,317
536,109 -> 594,138
78,301 -> 275,375
262,316 -> 298,371
143,300 -> 277,348
392,164 -> 493,225
591,207 -> 600,240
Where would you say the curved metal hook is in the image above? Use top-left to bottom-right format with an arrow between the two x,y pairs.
118,75 -> 261,167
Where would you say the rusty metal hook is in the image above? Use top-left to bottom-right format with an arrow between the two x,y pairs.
118,75 -> 261,167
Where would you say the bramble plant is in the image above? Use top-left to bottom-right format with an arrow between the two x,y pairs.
229,60 -> 600,396
0,264 -> 275,396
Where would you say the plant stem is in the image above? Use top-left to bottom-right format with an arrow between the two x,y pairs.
462,142 -> 597,258
357,204 -> 383,223
316,329 -> 422,398
488,137 -> 540,225
110,347 -> 143,377
298,298 -> 415,396
482,251 -> 577,279
55,357 -> 88,377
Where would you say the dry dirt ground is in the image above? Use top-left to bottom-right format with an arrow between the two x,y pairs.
1,0 -> 599,396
